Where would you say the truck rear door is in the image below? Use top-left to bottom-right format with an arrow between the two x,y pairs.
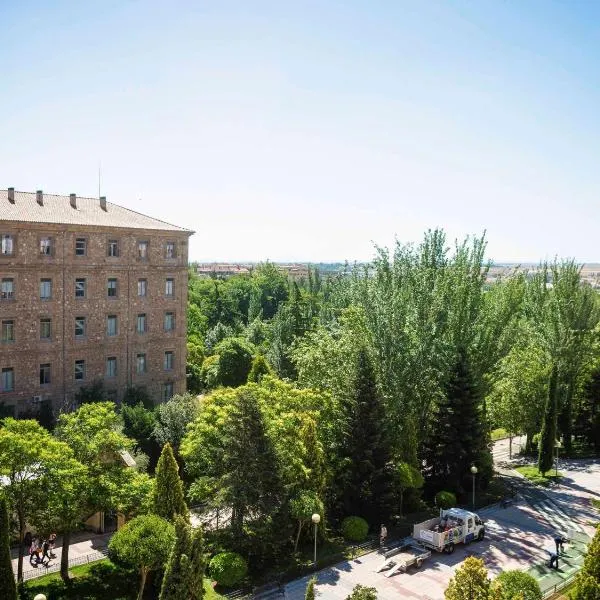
465,517 -> 475,543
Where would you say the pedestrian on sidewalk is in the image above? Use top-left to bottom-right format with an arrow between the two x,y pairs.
379,524 -> 388,548
42,539 -> 52,564
30,538 -> 42,566
554,534 -> 567,554
548,550 -> 559,570
49,532 -> 57,558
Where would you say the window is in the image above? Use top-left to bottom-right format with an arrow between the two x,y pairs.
163,382 -> 174,401
164,312 -> 175,331
108,240 -> 119,257
136,353 -> 147,374
75,238 -> 86,256
107,315 -> 118,336
1,279 -> 14,300
74,360 -> 85,381
1,320 -> 14,342
1,234 -> 14,255
40,238 -> 52,256
138,241 -> 148,260
137,279 -> 147,297
39,363 -> 51,385
40,279 -> 52,300
106,357 -> 117,378
164,351 -> 174,370
166,242 -> 176,259
75,278 -> 86,298
75,317 -> 86,338
165,278 -> 174,297
1,368 -> 14,392
107,278 -> 118,298
40,318 -> 52,340
137,314 -> 147,334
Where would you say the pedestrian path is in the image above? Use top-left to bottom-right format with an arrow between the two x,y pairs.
12,531 -> 111,581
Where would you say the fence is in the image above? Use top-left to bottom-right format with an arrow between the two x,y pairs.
19,548 -> 109,582
542,572 -> 576,599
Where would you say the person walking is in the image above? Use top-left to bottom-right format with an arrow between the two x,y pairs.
30,537 -> 42,566
379,524 -> 388,548
42,539 -> 52,565
554,534 -> 567,554
48,532 -> 57,558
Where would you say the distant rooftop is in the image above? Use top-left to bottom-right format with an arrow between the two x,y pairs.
0,188 -> 192,233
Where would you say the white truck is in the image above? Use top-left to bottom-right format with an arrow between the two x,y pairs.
412,507 -> 485,554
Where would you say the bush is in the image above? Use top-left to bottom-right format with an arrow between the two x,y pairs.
346,585 -> 378,600
492,570 -> 542,600
341,516 -> 369,542
435,491 -> 457,509
209,552 -> 248,587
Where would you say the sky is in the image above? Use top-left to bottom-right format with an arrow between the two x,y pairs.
1,0 -> 600,264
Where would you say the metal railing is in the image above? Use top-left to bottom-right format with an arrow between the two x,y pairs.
542,572 -> 576,599
19,548 -> 108,581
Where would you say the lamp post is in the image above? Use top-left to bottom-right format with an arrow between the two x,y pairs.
470,465 -> 478,508
311,513 -> 321,567
555,440 -> 562,478
34,595 -> 47,600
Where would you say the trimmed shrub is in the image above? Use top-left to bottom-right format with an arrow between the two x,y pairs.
209,552 -> 248,587
435,491 -> 457,510
341,516 -> 369,542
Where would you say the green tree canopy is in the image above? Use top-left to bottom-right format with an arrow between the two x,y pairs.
491,570 -> 542,600
0,493 -> 17,599
445,556 -> 491,600
153,443 -> 189,521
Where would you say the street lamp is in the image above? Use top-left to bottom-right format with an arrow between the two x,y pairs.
470,465 -> 478,508
311,513 -> 321,567
555,440 -> 562,478
34,595 -> 47,600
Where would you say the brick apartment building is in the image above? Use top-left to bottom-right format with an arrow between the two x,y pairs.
0,188 -> 193,415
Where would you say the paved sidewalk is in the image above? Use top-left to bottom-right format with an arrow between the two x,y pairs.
12,531 -> 111,581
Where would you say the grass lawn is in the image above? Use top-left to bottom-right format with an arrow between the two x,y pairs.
592,498 -> 600,511
515,465 -> 563,487
491,428 -> 509,441
24,559 -> 224,600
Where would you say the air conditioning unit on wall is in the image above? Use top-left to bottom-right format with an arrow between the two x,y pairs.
32,395 -> 43,403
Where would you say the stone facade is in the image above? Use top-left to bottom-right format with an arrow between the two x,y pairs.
0,218 -> 192,414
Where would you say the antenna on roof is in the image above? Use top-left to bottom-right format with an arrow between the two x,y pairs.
98,161 -> 102,198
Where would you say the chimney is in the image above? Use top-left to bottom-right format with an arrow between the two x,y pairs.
70,193 -> 77,209
36,190 -> 43,206
7,187 -> 15,203
100,196 -> 107,211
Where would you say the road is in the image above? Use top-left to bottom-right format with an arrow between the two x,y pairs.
277,437 -> 599,600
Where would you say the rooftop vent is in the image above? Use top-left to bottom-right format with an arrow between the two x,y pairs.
7,187 -> 15,203
70,193 -> 77,209
100,196 -> 107,211
36,190 -> 43,206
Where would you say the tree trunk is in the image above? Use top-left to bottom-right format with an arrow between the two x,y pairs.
60,529 -> 71,583
399,488 -> 404,517
138,567 -> 148,600
17,516 -> 24,583
294,521 -> 304,554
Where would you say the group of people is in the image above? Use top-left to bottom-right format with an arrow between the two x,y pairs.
24,531 -> 57,567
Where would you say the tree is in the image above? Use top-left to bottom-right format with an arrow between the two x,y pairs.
572,525 -> 600,592
159,515 -> 205,600
153,394 -> 200,455
213,337 -> 256,387
247,354 -> 274,383
153,443 -> 188,521
186,338 -> 205,394
335,348 -> 395,523
121,402 -> 160,469
123,385 -> 153,410
491,570 -> 541,600
445,556 -> 490,600
305,577 -> 317,600
0,419 -> 68,582
571,574 -> 600,600
0,494 -> 17,600
108,514 -> 175,600
538,366 -> 559,475
397,462 -> 424,516
74,379 -> 106,404
424,350 -> 492,497
345,585 -> 378,600
290,491 -> 324,553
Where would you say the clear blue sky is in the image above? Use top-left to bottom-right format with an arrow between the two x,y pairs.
2,1 -> 599,263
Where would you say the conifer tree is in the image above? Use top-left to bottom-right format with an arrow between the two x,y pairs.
571,525 -> 600,599
153,443 -> 189,521
0,494 -> 17,600
159,516 -> 205,600
538,366 -> 559,475
444,556 -> 490,600
336,348 -> 394,523
424,349 -> 492,496
247,354 -> 274,383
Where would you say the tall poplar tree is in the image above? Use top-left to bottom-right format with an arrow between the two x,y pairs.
153,443 -> 189,521
538,366 -> 559,475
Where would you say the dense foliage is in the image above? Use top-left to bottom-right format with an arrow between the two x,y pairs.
341,516 -> 369,542
208,552 -> 248,587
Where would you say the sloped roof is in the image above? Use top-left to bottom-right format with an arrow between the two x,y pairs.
0,189 -> 192,233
